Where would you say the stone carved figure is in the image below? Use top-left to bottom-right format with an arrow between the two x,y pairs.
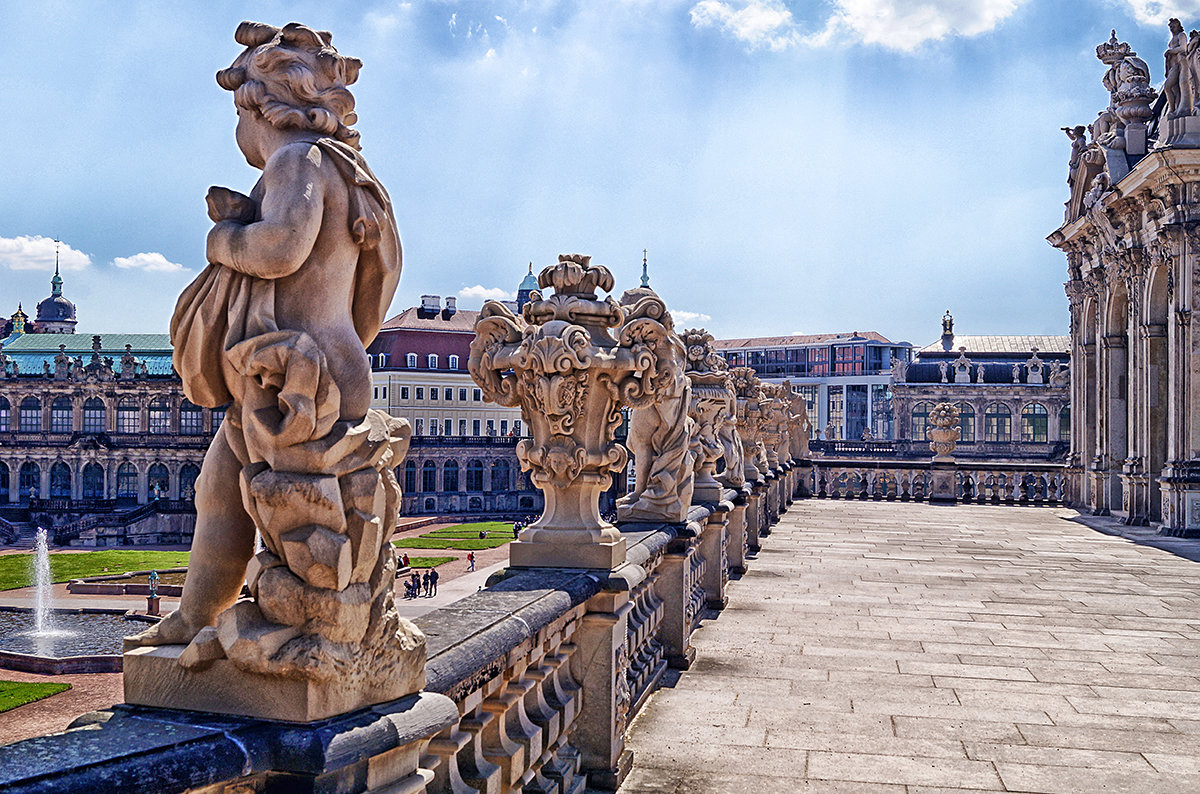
786,386 -> 811,461
1012,363 -> 1022,383
53,345 -> 71,380
1083,172 -> 1110,209
616,287 -> 695,523
938,361 -> 948,383
125,21 -> 421,719
731,366 -> 766,481
952,348 -> 971,384
1165,18 -> 1192,117
119,344 -> 140,380
470,255 -> 675,569
975,362 -> 986,383
683,328 -> 737,502
1063,125 -> 1088,185
890,355 -> 908,383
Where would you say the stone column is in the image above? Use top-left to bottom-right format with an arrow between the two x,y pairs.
572,588 -> 633,790
724,492 -> 749,575
656,528 -> 699,670
699,504 -> 729,610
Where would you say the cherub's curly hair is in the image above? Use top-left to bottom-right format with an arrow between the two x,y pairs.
216,21 -> 363,149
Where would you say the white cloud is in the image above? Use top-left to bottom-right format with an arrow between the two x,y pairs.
1122,1 -> 1200,25
690,0 -> 801,51
112,252 -> 188,273
458,284 -> 516,302
690,0 -> 1026,53
671,309 -> 713,325
0,235 -> 91,271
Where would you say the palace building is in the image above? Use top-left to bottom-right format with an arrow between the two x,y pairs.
0,270 -> 213,545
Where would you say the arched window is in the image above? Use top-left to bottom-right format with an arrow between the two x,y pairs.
147,463 -> 170,499
1021,403 -> 1049,443
83,397 -> 106,433
443,460 -> 460,492
82,463 -> 105,500
179,400 -> 203,435
406,353 -> 417,368
0,397 -> 10,432
466,459 -> 484,492
50,397 -> 72,433
1059,405 -> 1071,444
117,399 -> 139,434
956,402 -> 975,443
421,460 -> 437,492
19,397 -> 41,432
402,460 -> 417,493
911,402 -> 932,443
148,399 -> 171,435
984,403 -> 1012,442
180,463 -> 201,500
0,462 -> 8,503
491,459 -> 510,491
49,462 -> 71,499
116,462 -> 138,500
19,462 -> 40,500
448,355 -> 459,370
427,354 -> 438,369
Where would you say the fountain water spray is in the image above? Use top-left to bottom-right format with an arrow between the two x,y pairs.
32,527 -> 53,634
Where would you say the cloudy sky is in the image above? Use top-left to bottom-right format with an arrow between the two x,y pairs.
0,1 -> 1192,346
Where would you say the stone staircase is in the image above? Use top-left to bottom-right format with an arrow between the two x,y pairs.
4,522 -> 38,550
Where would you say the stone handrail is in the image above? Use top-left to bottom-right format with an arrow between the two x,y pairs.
811,459 -> 1068,505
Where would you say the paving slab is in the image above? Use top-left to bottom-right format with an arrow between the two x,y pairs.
618,501 -> 1200,792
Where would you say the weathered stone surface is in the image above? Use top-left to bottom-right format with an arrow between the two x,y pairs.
280,524 -> 353,590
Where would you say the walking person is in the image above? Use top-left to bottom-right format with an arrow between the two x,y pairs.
429,567 -> 439,596
466,552 -> 476,572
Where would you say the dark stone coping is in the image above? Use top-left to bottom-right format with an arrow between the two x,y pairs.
0,691 -> 457,794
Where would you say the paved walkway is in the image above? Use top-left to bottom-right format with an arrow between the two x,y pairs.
620,501 -> 1200,793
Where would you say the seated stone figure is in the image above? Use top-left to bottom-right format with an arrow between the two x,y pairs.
126,22 -> 420,718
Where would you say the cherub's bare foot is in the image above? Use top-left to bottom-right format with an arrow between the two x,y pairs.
122,610 -> 203,652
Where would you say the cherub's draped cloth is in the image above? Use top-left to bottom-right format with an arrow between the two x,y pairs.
170,138 -> 401,410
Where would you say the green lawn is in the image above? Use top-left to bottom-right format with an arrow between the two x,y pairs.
393,537 -> 512,550
404,556 -> 456,569
393,521 -> 517,551
0,550 -> 191,591
0,681 -> 72,713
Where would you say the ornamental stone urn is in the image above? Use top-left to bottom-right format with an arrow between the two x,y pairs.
469,254 -> 676,569
928,402 -> 961,463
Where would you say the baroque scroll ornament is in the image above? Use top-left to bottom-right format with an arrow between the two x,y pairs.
469,254 -> 676,569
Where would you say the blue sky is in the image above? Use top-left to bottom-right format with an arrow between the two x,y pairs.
0,0 -> 1193,346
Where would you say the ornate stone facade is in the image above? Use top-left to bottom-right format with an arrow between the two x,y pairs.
1050,24 -> 1200,531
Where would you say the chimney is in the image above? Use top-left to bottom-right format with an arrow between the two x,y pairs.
443,296 -> 457,318
419,295 -> 440,318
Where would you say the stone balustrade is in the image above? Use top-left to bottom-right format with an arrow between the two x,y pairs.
811,459 -> 1068,505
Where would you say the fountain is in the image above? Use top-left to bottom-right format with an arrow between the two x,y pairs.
0,528 -> 151,674
32,527 -> 53,635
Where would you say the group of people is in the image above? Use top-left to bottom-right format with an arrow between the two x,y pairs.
403,568 -> 439,599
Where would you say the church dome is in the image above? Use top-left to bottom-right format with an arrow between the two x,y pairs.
32,267 -> 77,332
518,265 -> 539,292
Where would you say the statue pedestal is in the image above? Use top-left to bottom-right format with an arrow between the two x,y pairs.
929,463 -> 957,505
1162,116 -> 1200,148
124,644 -> 424,723
509,535 -> 627,570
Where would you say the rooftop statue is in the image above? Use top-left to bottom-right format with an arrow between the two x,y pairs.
125,21 -> 421,721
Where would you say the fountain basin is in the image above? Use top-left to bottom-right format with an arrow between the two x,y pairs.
0,607 -> 158,674
66,567 -> 187,597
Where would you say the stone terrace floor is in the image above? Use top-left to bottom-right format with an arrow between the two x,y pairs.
618,500 -> 1200,793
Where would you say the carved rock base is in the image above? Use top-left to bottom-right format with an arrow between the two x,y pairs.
929,464 -> 957,505
124,638 -> 425,722
509,536 -> 626,570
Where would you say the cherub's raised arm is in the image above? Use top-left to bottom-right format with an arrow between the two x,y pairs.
206,144 -> 325,279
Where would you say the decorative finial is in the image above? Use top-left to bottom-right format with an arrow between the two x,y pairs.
50,238 -> 63,296
640,249 -> 650,288
527,261 -> 533,274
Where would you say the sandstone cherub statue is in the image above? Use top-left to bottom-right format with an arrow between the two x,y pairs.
126,23 -> 418,700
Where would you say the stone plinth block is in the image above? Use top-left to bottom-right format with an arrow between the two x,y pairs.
929,464 -> 957,505
125,639 -> 425,722
509,535 -> 626,570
